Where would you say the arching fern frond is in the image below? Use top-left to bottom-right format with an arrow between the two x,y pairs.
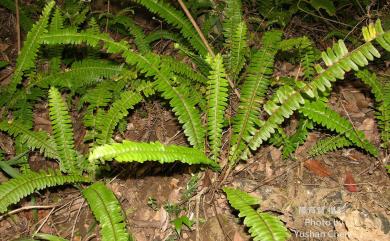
308,136 -> 352,157
236,19 -> 388,161
7,1 -> 55,93
83,182 -> 131,241
41,30 -> 206,150
133,0 -> 208,56
206,54 -> 229,160
0,169 -> 90,214
95,91 -> 143,145
41,59 -> 132,91
230,31 -> 282,162
48,87 -> 78,174
89,140 -> 218,169
224,187 -> 290,241
0,120 -> 58,159
114,15 -> 150,54
300,100 -> 378,156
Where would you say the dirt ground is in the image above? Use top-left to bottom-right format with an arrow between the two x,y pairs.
1,2 -> 390,241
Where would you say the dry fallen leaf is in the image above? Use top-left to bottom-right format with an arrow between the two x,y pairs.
304,159 -> 332,177
344,171 -> 358,192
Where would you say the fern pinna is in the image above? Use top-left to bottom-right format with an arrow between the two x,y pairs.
224,187 -> 290,241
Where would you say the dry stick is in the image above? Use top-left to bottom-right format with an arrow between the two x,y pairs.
15,0 -> 21,53
71,199 -> 85,241
33,207 -> 56,236
176,0 -> 240,99
0,204 -> 59,220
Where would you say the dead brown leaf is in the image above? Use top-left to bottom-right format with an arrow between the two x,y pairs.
304,159 -> 332,177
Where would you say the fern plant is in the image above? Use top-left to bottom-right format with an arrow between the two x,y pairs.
224,187 -> 290,241
1,0 -> 390,240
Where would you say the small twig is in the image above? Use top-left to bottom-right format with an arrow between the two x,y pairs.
105,0 -> 110,33
15,0 -> 21,53
0,204 -> 59,220
33,207 -> 56,236
71,199 -> 85,241
177,0 -> 214,56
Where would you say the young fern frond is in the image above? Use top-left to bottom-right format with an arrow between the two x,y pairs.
206,54 -> 229,160
48,87 -> 78,174
40,29 -> 206,150
7,1 -> 55,93
223,1 -> 247,79
236,20 -> 389,161
227,21 -> 248,79
89,140 -> 219,169
0,169 -> 90,213
230,31 -> 282,162
223,0 -> 242,47
133,0 -> 208,56
308,136 -> 352,157
114,15 -> 150,54
356,69 -> 390,147
95,91 -> 143,145
0,120 -> 58,159
224,187 -> 290,241
300,100 -> 378,156
83,182 -> 131,241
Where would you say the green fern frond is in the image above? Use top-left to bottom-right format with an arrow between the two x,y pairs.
7,1 -> 55,93
0,120 -> 58,159
0,169 -> 90,213
230,31 -> 282,162
95,91 -> 142,145
224,187 -> 290,241
145,30 -> 184,45
223,0 -> 242,46
48,87 -> 78,173
42,59 -> 131,90
114,15 -> 150,54
89,140 -> 218,169
282,119 -> 312,159
308,136 -> 352,157
223,1 -> 247,79
134,0 -> 208,56
356,69 -> 383,101
161,56 -> 208,84
83,182 -> 131,241
355,69 -> 390,147
379,83 -> 390,147
49,7 -> 64,32
236,20 -> 388,161
206,54 -> 229,160
300,100 -> 378,156
40,29 -> 206,150
79,83 -> 114,110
